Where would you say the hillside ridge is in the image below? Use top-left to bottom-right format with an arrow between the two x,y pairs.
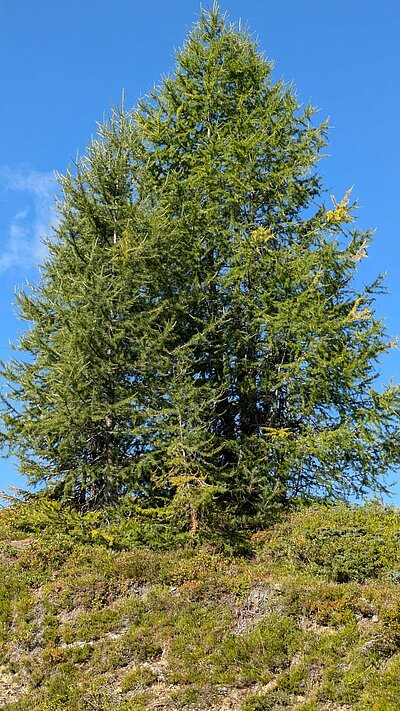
1,501 -> 400,709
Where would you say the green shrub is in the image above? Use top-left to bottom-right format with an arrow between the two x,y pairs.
265,504 -> 400,582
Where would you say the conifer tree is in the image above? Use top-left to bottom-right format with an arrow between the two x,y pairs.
0,109 -> 159,508
135,5 -> 400,519
1,6 -> 399,525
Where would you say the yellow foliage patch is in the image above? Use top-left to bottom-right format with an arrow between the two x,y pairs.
326,188 -> 353,225
262,427 -> 291,440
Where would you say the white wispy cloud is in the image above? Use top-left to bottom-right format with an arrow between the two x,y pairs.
0,165 -> 57,273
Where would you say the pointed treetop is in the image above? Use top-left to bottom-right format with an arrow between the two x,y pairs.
196,2 -> 229,41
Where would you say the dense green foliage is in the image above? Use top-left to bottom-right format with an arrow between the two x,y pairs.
0,112 -> 160,507
1,6 -> 399,522
2,501 -> 400,709
134,8 -> 400,516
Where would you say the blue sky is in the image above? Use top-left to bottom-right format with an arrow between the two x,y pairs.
0,1 -> 399,500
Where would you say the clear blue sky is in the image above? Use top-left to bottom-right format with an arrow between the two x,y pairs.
0,1 -> 399,500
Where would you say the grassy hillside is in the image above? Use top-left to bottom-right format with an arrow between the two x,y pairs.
1,501 -> 400,710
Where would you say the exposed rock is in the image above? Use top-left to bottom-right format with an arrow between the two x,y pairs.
0,666 -> 22,706
234,584 -> 284,634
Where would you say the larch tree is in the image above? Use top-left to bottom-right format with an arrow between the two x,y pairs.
0,109 -> 162,509
135,5 -> 400,522
1,6 -> 399,526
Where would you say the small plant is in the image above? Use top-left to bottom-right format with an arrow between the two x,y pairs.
122,666 -> 157,691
